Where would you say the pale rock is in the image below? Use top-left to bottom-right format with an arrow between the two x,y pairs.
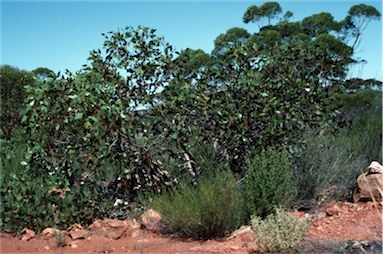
230,246 -> 240,251
41,228 -> 61,237
367,161 -> 383,174
20,228 -> 35,241
140,209 -> 163,232
67,223 -> 83,231
353,172 -> 383,202
88,219 -> 140,240
69,241 -> 78,248
68,229 -> 89,240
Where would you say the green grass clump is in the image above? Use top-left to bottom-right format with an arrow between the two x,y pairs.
53,230 -> 67,247
251,207 -> 309,253
151,170 -> 243,240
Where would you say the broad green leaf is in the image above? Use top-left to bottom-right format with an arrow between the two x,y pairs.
75,112 -> 83,120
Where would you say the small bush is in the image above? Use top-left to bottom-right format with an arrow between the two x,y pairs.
251,207 -> 309,253
151,170 -> 243,240
242,147 -> 297,219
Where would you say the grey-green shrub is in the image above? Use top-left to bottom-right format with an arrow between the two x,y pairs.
294,96 -> 382,200
151,169 -> 243,240
294,130 -> 367,200
251,207 -> 309,253
242,147 -> 297,219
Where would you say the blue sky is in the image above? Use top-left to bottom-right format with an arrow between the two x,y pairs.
1,0 -> 382,81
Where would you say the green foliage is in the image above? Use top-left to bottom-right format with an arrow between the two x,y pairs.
151,169 -> 243,240
293,130 -> 365,200
294,93 -> 382,200
347,3 -> 381,50
251,207 -> 309,253
242,147 -> 297,219
212,27 -> 250,57
302,12 -> 339,37
0,126 -> 112,235
335,89 -> 382,123
239,3 -> 381,83
341,78 -> 382,91
243,2 -> 282,28
21,26 -> 178,199
32,67 -> 56,81
0,156 -> 112,234
0,129 -> 27,176
0,65 -> 34,139
165,39 -> 336,172
176,48 -> 212,75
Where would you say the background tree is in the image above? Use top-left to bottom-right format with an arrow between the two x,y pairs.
175,48 -> 212,77
346,4 -> 382,50
0,65 -> 34,139
212,27 -> 250,57
241,2 -> 380,85
32,67 -> 56,81
243,2 -> 283,29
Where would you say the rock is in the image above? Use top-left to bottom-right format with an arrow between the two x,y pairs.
140,209 -> 163,232
68,229 -> 89,240
20,228 -> 35,241
88,219 -> 140,240
70,242 -> 78,248
41,228 -> 61,237
353,172 -> 383,202
367,161 -> 383,174
230,246 -> 240,251
228,226 -> 252,239
348,240 -> 382,254
325,205 -> 342,216
67,223 -> 83,231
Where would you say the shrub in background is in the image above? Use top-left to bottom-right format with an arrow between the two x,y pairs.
151,169 -> 243,240
295,94 -> 382,201
251,206 -> 309,253
293,130 -> 365,201
242,147 -> 297,219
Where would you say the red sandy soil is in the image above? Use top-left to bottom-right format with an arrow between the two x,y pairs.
1,200 -> 382,254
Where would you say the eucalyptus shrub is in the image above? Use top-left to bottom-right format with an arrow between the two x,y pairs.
161,41 -> 336,173
0,168 -> 110,234
0,65 -> 34,139
21,26 -> 179,198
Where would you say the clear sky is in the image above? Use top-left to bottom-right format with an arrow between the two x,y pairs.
1,0 -> 382,81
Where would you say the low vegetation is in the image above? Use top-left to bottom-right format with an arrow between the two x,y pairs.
242,147 -> 297,220
151,169 -> 243,239
251,207 -> 309,253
